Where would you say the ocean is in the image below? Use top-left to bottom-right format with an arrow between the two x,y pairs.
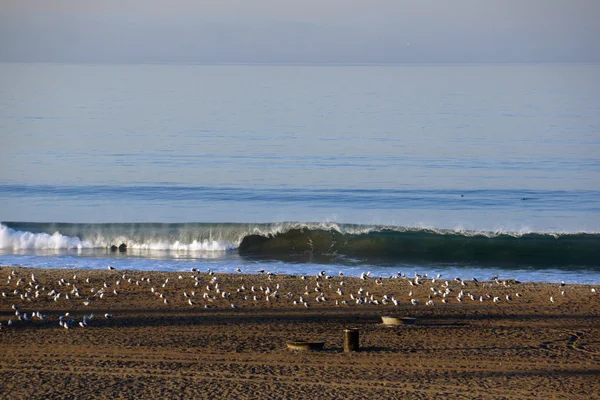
1,62 -> 599,283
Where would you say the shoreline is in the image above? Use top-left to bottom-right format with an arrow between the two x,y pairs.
1,266 -> 599,399
3,255 -> 600,286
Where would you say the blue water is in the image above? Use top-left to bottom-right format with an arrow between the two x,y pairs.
1,63 -> 599,282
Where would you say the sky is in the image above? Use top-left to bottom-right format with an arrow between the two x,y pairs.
0,0 -> 599,63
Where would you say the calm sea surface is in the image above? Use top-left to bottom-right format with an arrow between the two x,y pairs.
1,63 -> 599,282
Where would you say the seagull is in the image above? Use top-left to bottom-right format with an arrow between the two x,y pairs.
550,296 -> 555,303
108,266 -> 115,270
105,313 -> 113,318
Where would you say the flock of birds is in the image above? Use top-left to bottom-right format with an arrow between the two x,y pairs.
1,266 -> 598,331
0,268 -> 118,330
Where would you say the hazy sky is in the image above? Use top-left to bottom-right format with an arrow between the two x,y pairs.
1,0 -> 599,63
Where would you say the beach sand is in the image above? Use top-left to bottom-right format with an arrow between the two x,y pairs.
1,266 -> 599,399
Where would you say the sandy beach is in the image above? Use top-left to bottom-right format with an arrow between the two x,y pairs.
1,266 -> 599,399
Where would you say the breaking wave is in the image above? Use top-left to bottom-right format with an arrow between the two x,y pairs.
1,222 -> 599,267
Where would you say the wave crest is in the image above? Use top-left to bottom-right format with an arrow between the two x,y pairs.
1,222 -> 599,267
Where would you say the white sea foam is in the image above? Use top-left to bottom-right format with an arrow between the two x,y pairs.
0,224 -> 83,250
125,240 -> 234,252
0,224 -> 235,252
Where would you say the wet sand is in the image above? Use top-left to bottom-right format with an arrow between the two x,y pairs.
1,266 -> 599,399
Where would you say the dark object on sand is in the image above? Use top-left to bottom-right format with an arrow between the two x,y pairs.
381,316 -> 416,326
344,328 -> 360,352
286,341 -> 325,351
